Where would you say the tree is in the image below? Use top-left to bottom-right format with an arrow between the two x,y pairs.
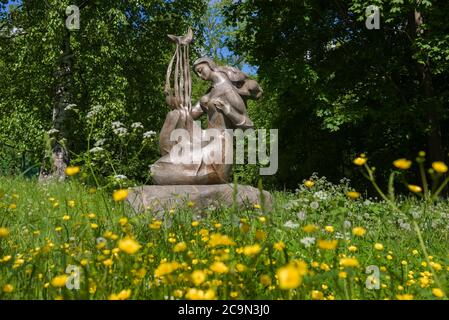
224,0 -> 449,189
0,0 -> 207,181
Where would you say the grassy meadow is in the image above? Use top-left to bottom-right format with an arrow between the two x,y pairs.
0,166 -> 448,300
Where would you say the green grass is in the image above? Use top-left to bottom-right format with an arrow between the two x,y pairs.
0,174 -> 448,300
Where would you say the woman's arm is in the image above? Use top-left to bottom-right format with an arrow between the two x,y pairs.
190,101 -> 204,120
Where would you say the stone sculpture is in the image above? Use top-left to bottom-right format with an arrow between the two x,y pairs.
127,28 -> 272,214
150,28 -> 263,185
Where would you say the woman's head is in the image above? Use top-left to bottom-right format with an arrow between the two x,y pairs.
193,57 -> 262,100
193,57 -> 216,81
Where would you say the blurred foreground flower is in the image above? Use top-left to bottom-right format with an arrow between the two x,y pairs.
51,275 -> 68,288
346,191 -> 360,199
113,189 -> 129,202
432,161 -> 448,174
393,158 -> 412,170
0,227 -> 10,238
408,185 -> 422,193
65,166 -> 80,176
118,238 -> 141,254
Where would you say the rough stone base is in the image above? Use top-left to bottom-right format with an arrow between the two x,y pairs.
126,184 -> 272,214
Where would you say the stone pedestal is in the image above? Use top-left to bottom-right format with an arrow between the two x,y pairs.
126,184 -> 272,214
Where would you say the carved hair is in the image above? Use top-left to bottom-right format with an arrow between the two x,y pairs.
193,57 -> 262,100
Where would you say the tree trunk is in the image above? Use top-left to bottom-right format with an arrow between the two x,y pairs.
412,9 -> 444,162
39,28 -> 73,181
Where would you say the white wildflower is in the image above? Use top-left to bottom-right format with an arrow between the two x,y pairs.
94,139 -> 106,147
113,127 -> 128,137
111,121 -> 124,129
300,237 -> 316,248
86,105 -> 103,119
143,131 -> 156,139
296,211 -> 307,220
314,191 -> 328,200
310,201 -> 319,210
89,147 -> 104,154
114,175 -> 127,181
47,128 -> 59,135
131,122 -> 143,129
284,220 -> 299,229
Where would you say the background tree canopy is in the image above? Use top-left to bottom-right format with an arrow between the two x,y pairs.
1,0 -> 449,192
224,0 -> 449,191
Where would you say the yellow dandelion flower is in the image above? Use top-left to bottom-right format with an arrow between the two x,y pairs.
311,290 -> 324,300
173,241 -> 187,253
191,221 -> 200,227
62,215 -> 70,221
210,261 -> 229,274
338,271 -> 347,278
103,259 -> 113,267
118,238 -> 141,255
113,189 -> 128,202
253,203 -> 261,209
303,224 -> 318,233
273,241 -> 286,251
304,180 -> 315,188
67,200 -> 75,208
393,158 -> 412,170
51,275 -> 68,288
346,191 -> 361,199
353,157 -> 367,166
2,284 -> 13,293
432,161 -> 448,174
0,227 -> 10,238
374,243 -> 384,251
187,201 -> 195,208
191,270 -> 207,286
109,289 -> 131,300
242,244 -> 261,256
352,227 -> 366,237
185,288 -> 215,300
208,234 -> 235,247
408,185 -> 422,193
324,225 -> 334,233
348,245 -> 358,252
317,239 -> 338,250
396,294 -> 414,300
154,261 -> 180,277
432,288 -> 445,298
119,217 -> 128,226
339,257 -> 359,268
235,264 -> 247,272
277,265 -> 302,290
65,166 -> 80,176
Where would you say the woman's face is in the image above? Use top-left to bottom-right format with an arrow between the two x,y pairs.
194,63 -> 212,81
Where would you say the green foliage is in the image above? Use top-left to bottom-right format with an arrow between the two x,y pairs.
224,0 -> 449,190
0,0 -> 208,182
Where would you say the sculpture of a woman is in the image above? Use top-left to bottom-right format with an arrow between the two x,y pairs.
150,57 -> 263,185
